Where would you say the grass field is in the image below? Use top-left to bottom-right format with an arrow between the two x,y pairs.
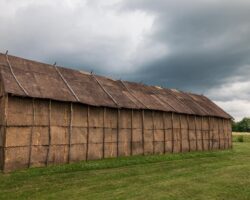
0,135 -> 249,200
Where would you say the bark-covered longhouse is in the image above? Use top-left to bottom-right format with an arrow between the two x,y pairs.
0,53 -> 232,172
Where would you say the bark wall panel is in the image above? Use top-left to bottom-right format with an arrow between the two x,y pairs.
119,110 -> 131,129
49,145 -> 69,164
51,101 -> 70,126
212,118 -> 219,149
32,127 -> 49,146
5,127 -> 31,147
50,126 -> 69,145
144,129 -> 153,154
0,96 -> 6,126
105,108 -> 117,128
31,146 -> 47,167
132,110 -> 142,129
72,104 -> 87,127
0,127 -> 4,147
165,129 -> 173,152
34,99 -> 49,126
88,128 -> 103,160
154,129 -> 164,154
118,129 -> 131,156
7,97 -> 33,126
71,127 -> 87,144
4,147 -> 29,172
132,129 -> 143,155
104,128 -> 117,158
89,107 -> 103,128
1,96 -> 232,172
70,144 -> 86,162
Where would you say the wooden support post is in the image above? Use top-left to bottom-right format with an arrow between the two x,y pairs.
222,119 -> 225,149
211,117 -> 214,150
230,120 -> 233,149
2,95 -> 8,172
208,117 -> 211,150
86,106 -> 90,161
102,107 -> 106,159
130,109 -> 133,156
225,119 -> 229,149
218,118 -> 221,149
179,115 -> 182,152
142,110 -> 145,155
201,116 -> 204,151
68,103 -> 73,163
28,98 -> 35,168
163,112 -> 166,154
171,112 -> 174,153
152,111 -> 155,154
187,115 -> 191,152
46,100 -> 52,166
194,116 -> 198,151
117,109 -> 120,157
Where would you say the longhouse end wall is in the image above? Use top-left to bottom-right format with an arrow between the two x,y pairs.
2,95 -> 232,172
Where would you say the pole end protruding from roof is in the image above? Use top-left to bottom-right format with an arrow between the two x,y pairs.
5,50 -> 8,55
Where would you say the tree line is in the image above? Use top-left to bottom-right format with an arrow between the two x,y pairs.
232,117 -> 250,132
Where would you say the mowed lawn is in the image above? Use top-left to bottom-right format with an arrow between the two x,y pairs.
0,135 -> 250,200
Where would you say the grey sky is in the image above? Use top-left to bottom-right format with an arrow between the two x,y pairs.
1,0 -> 250,121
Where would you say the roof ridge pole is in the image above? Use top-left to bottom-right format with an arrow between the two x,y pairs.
5,51 -> 29,96
91,73 -> 119,107
120,80 -> 150,109
53,64 -> 80,102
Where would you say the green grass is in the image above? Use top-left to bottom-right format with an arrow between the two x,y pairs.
233,132 -> 250,143
0,136 -> 250,200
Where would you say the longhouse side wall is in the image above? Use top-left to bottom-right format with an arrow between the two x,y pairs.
2,96 -> 232,172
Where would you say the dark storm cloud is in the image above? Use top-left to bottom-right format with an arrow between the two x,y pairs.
121,0 -> 250,93
1,0 -> 250,119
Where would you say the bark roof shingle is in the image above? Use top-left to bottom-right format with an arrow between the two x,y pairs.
0,53 -> 232,119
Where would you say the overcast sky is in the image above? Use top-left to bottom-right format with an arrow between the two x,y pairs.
1,0 -> 250,121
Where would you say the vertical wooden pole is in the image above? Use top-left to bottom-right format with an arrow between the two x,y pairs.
230,120 -> 233,149
194,116 -> 198,151
211,117 -> 214,150
102,107 -> 106,159
86,106 -> 90,161
225,119 -> 229,149
68,103 -> 73,163
171,112 -> 174,153
28,98 -> 35,168
142,110 -> 145,155
130,109 -> 133,156
117,109 -> 120,157
208,117 -> 211,150
179,115 -> 182,152
218,118 -> 221,149
3,94 -> 8,172
163,112 -> 166,154
222,119 -> 225,149
152,111 -> 155,154
46,100 -> 51,166
187,115 -> 191,152
201,116 -> 204,151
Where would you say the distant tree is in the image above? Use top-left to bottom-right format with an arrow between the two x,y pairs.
232,118 -> 250,132
232,121 -> 239,132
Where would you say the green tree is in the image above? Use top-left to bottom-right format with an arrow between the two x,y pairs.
233,117 -> 250,132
